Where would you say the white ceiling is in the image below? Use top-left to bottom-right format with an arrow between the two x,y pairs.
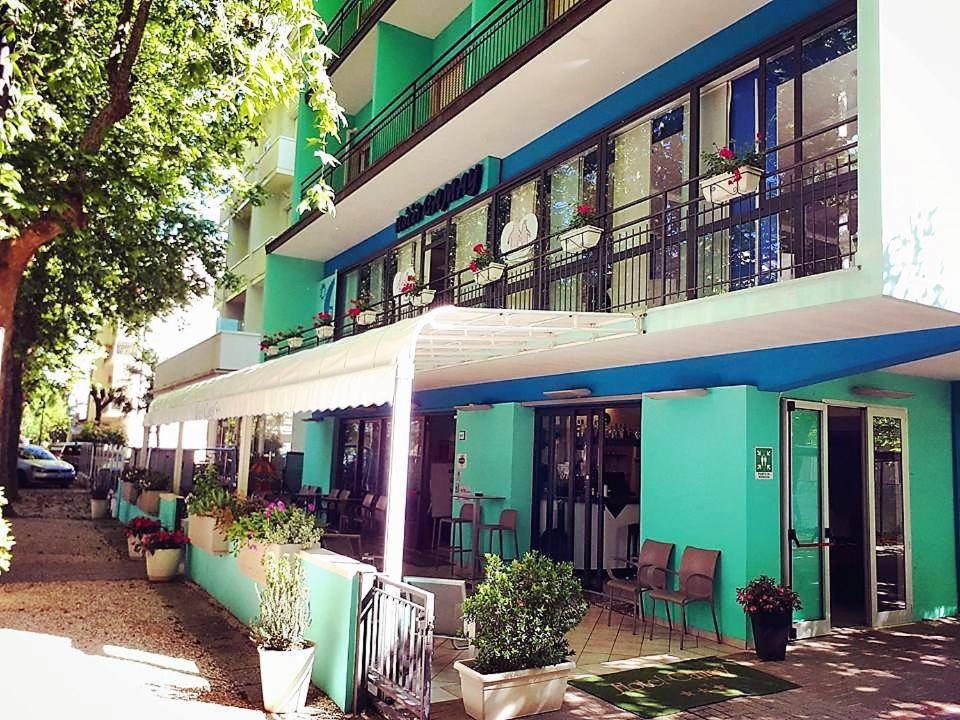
383,0 -> 472,39
281,0 -> 771,261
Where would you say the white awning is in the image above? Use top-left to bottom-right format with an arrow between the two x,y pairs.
145,307 -> 638,426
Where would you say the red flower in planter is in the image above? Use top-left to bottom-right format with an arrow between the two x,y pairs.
576,203 -> 594,215
141,529 -> 190,553
125,517 -> 162,537
717,146 -> 735,160
473,244 -> 487,254
469,261 -> 479,272
347,307 -> 361,317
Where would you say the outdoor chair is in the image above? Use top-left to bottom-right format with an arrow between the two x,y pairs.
437,502 -> 474,571
604,539 -> 673,634
477,508 -> 519,562
647,546 -> 721,649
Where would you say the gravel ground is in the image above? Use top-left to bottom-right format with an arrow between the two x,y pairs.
0,488 -> 345,720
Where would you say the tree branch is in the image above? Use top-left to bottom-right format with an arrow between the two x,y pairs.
78,0 -> 153,154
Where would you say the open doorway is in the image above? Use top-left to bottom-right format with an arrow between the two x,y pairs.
826,406 -> 867,627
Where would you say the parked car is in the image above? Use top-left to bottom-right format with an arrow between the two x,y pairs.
17,444 -> 77,487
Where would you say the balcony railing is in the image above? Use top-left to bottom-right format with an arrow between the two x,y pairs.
302,0 -> 597,202
270,124 -> 857,360
324,0 -> 393,70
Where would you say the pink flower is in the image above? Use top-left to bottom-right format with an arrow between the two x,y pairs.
276,501 -> 286,512
264,508 -> 272,518
307,503 -> 316,512
718,147 -> 735,160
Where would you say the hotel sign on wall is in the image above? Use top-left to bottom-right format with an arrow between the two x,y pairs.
394,157 -> 501,235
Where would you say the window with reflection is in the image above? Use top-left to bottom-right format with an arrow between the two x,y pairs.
496,178 -> 541,310
452,201 -> 490,301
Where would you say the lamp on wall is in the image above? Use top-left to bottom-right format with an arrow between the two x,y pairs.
542,388 -> 592,400
643,388 -> 709,400
454,403 -> 493,412
851,386 -> 914,400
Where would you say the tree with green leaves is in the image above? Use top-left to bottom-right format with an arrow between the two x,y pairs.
0,0 -> 344,496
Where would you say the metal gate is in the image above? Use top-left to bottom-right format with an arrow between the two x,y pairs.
355,574 -> 434,720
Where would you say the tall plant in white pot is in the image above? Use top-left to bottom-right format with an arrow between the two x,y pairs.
252,553 -> 315,714
456,552 -> 588,720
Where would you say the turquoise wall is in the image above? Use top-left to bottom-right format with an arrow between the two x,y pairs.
302,419 -> 336,489
373,23 -> 432,113
453,403 -> 535,558
433,7 -> 471,61
159,497 -> 180,531
118,498 -> 160,525
187,546 -> 363,711
263,254 -> 326,339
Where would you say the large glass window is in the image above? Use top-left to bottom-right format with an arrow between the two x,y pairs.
496,178 -> 541,310
452,201 -> 490,301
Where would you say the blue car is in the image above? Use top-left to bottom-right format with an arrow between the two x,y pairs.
17,444 -> 77,487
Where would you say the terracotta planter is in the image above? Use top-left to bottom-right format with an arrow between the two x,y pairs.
137,490 -> 162,515
236,542 -> 315,586
90,499 -> 109,520
558,225 -> 602,253
188,514 -> 228,555
145,547 -> 184,582
455,659 -> 575,720
316,325 -> 335,340
700,166 -> 762,204
127,535 -> 144,559
355,309 -> 377,326
474,262 -> 506,286
258,644 -> 315,713
410,289 -> 436,307
121,481 -> 140,503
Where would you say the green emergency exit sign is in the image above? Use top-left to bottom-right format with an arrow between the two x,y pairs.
755,447 -> 774,479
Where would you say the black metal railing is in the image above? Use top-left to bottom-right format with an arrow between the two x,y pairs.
269,123 -> 857,356
355,574 -> 434,720
324,0 -> 392,65
302,0 -> 593,200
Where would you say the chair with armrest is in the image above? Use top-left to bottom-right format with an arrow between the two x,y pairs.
604,539 -> 673,634
647,546 -> 721,649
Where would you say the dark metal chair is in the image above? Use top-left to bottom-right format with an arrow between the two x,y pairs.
477,508 -> 519,562
605,539 -> 674,634
647,546 -> 721,649
437,502 -> 474,571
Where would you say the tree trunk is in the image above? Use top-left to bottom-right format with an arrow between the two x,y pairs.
0,279 -> 20,500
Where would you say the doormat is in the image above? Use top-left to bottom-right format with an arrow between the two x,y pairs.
570,657 -> 799,718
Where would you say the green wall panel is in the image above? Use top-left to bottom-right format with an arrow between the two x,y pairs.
159,497 -> 180,531
263,254 -> 327,339
453,403 -> 535,558
302,419 -> 336,489
433,7 -> 471,61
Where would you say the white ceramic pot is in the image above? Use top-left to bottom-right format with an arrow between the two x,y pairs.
265,345 -> 280,356
474,262 -> 506,286
316,324 -> 335,339
455,660 -> 575,720
356,309 -> 377,326
187,514 -> 228,555
121,481 -> 140,503
410,289 -> 436,307
90,498 -> 109,520
287,336 -> 304,349
137,490 -> 162,516
700,166 -> 762,204
237,542 -> 314,586
558,225 -> 602,253
127,535 -> 144,559
258,644 -> 315,714
145,547 -> 184,582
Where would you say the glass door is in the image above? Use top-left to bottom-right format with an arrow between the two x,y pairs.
782,400 -> 831,638
866,407 -> 912,627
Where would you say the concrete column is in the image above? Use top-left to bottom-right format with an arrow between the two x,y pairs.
172,422 -> 185,495
139,426 -> 150,468
383,346 -> 415,579
237,416 -> 253,499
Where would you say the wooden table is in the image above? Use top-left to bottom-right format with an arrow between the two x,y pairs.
453,493 -> 505,577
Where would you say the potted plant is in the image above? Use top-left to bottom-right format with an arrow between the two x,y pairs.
400,273 -> 436,308
135,470 -> 169,515
184,465 -> 236,555
284,326 -> 306,349
736,575 -> 801,661
456,552 -> 588,720
227,500 -> 325,586
558,204 -> 602,252
252,553 -> 315,713
124,517 -> 162,559
119,467 -> 142,504
141,529 -> 190,582
313,311 -> 335,340
469,244 -> 505,287
348,293 -> 377,326
90,472 -> 113,519
700,138 -> 764,204
261,334 -> 280,357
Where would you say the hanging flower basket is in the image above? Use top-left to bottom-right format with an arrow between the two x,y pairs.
316,324 -> 334,339
558,225 -> 602,253
474,263 -> 505,287
700,166 -> 762,204
410,289 -> 436,307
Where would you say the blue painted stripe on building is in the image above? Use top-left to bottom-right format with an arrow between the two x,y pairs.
321,0 -> 838,275
952,382 -> 960,596
409,325 -> 960,410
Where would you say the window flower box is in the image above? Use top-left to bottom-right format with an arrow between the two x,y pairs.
265,345 -> 280,356
700,166 -> 762,204
355,309 -> 377,326
120,481 -> 140,503
188,514 -> 229,555
316,324 -> 334,339
558,225 -> 602,253
474,263 -> 505,286
410,289 -> 436,307
237,542 -> 318,586
287,336 -> 304,349
137,490 -> 162,515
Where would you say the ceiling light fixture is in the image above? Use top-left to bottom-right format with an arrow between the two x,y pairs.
542,388 -> 592,399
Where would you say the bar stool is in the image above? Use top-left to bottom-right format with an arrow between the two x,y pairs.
437,503 -> 474,571
478,508 -> 519,562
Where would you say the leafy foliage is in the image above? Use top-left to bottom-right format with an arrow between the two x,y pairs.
0,488 -> 14,575
74,422 -> 127,445
124,516 -> 162,537
251,553 -> 311,651
736,575 -> 801,615
120,465 -> 168,491
700,139 -> 764,177
19,379 -> 70,445
461,552 -> 588,675
185,464 -> 237,526
225,499 -> 324,552
141,529 -> 190,552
